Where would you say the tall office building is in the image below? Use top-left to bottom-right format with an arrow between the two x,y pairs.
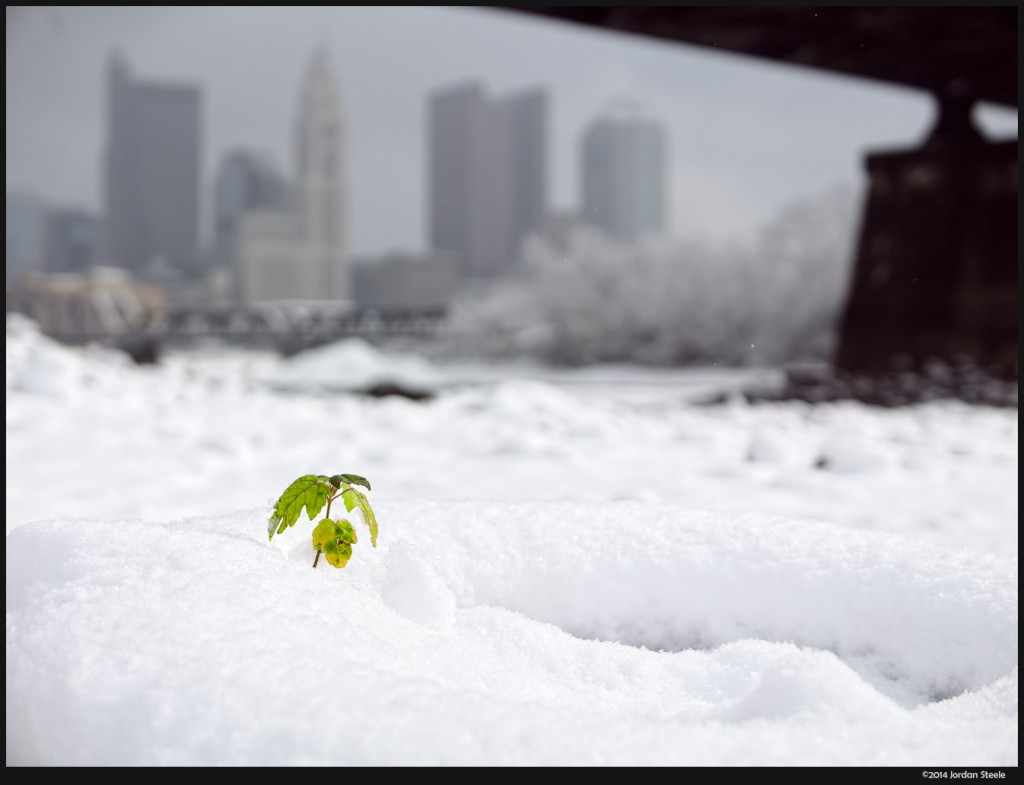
503,90 -> 547,268
580,110 -> 667,243
103,53 -> 201,279
234,48 -> 349,303
212,150 -> 286,299
292,46 -> 348,301
429,83 -> 547,279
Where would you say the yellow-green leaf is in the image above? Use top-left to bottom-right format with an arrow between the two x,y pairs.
311,519 -> 358,569
311,519 -> 357,569
348,488 -> 379,548
311,518 -> 337,552
335,519 -> 358,545
322,541 -> 353,568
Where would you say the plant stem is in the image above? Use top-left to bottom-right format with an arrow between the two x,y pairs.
312,493 -> 336,569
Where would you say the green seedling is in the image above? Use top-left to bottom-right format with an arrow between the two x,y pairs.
267,473 -> 379,569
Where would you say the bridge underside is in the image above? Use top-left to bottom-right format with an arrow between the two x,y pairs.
503,7 -> 1018,379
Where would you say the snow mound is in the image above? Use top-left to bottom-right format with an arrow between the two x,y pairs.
746,421 -> 806,464
409,502 -> 1016,708
267,337 -> 443,393
815,433 -> 893,473
373,538 -> 458,630
6,313 -> 133,397
6,502 -> 1017,766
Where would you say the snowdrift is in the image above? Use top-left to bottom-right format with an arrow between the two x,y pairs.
6,503 -> 1017,766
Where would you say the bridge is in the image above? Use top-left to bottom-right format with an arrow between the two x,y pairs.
158,302 -> 445,349
6,272 -> 446,361
74,303 -> 444,360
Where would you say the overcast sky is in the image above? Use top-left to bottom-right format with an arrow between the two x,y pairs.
6,6 -> 1018,256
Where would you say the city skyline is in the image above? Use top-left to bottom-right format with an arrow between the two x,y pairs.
6,6 -> 1018,257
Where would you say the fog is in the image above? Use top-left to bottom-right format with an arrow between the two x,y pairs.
7,6 -> 1016,254
5,6 -> 1018,377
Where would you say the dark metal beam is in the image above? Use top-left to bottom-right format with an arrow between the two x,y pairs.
494,6 -> 1017,107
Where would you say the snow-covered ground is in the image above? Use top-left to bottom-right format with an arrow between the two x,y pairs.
5,316 -> 1018,766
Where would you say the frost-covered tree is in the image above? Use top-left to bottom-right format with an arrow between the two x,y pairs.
748,181 -> 860,365
444,180 -> 859,367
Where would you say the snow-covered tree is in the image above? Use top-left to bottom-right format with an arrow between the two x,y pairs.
445,181 -> 860,367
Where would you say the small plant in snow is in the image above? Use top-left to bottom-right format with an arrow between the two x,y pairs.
267,473 -> 379,569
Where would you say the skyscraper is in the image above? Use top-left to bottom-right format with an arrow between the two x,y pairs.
580,109 -> 667,243
234,48 -> 349,303
429,83 -> 547,279
503,90 -> 547,268
212,150 -> 286,299
293,47 -> 348,301
103,53 -> 201,279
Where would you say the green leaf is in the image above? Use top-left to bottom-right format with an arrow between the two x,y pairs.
328,473 -> 371,491
348,488 -> 379,548
338,473 -> 372,491
267,475 -> 331,541
341,487 -> 357,513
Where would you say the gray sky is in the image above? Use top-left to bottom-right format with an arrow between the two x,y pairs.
6,6 -> 1018,256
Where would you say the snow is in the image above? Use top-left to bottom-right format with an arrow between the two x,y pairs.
267,337 -> 443,394
5,315 -> 1018,766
